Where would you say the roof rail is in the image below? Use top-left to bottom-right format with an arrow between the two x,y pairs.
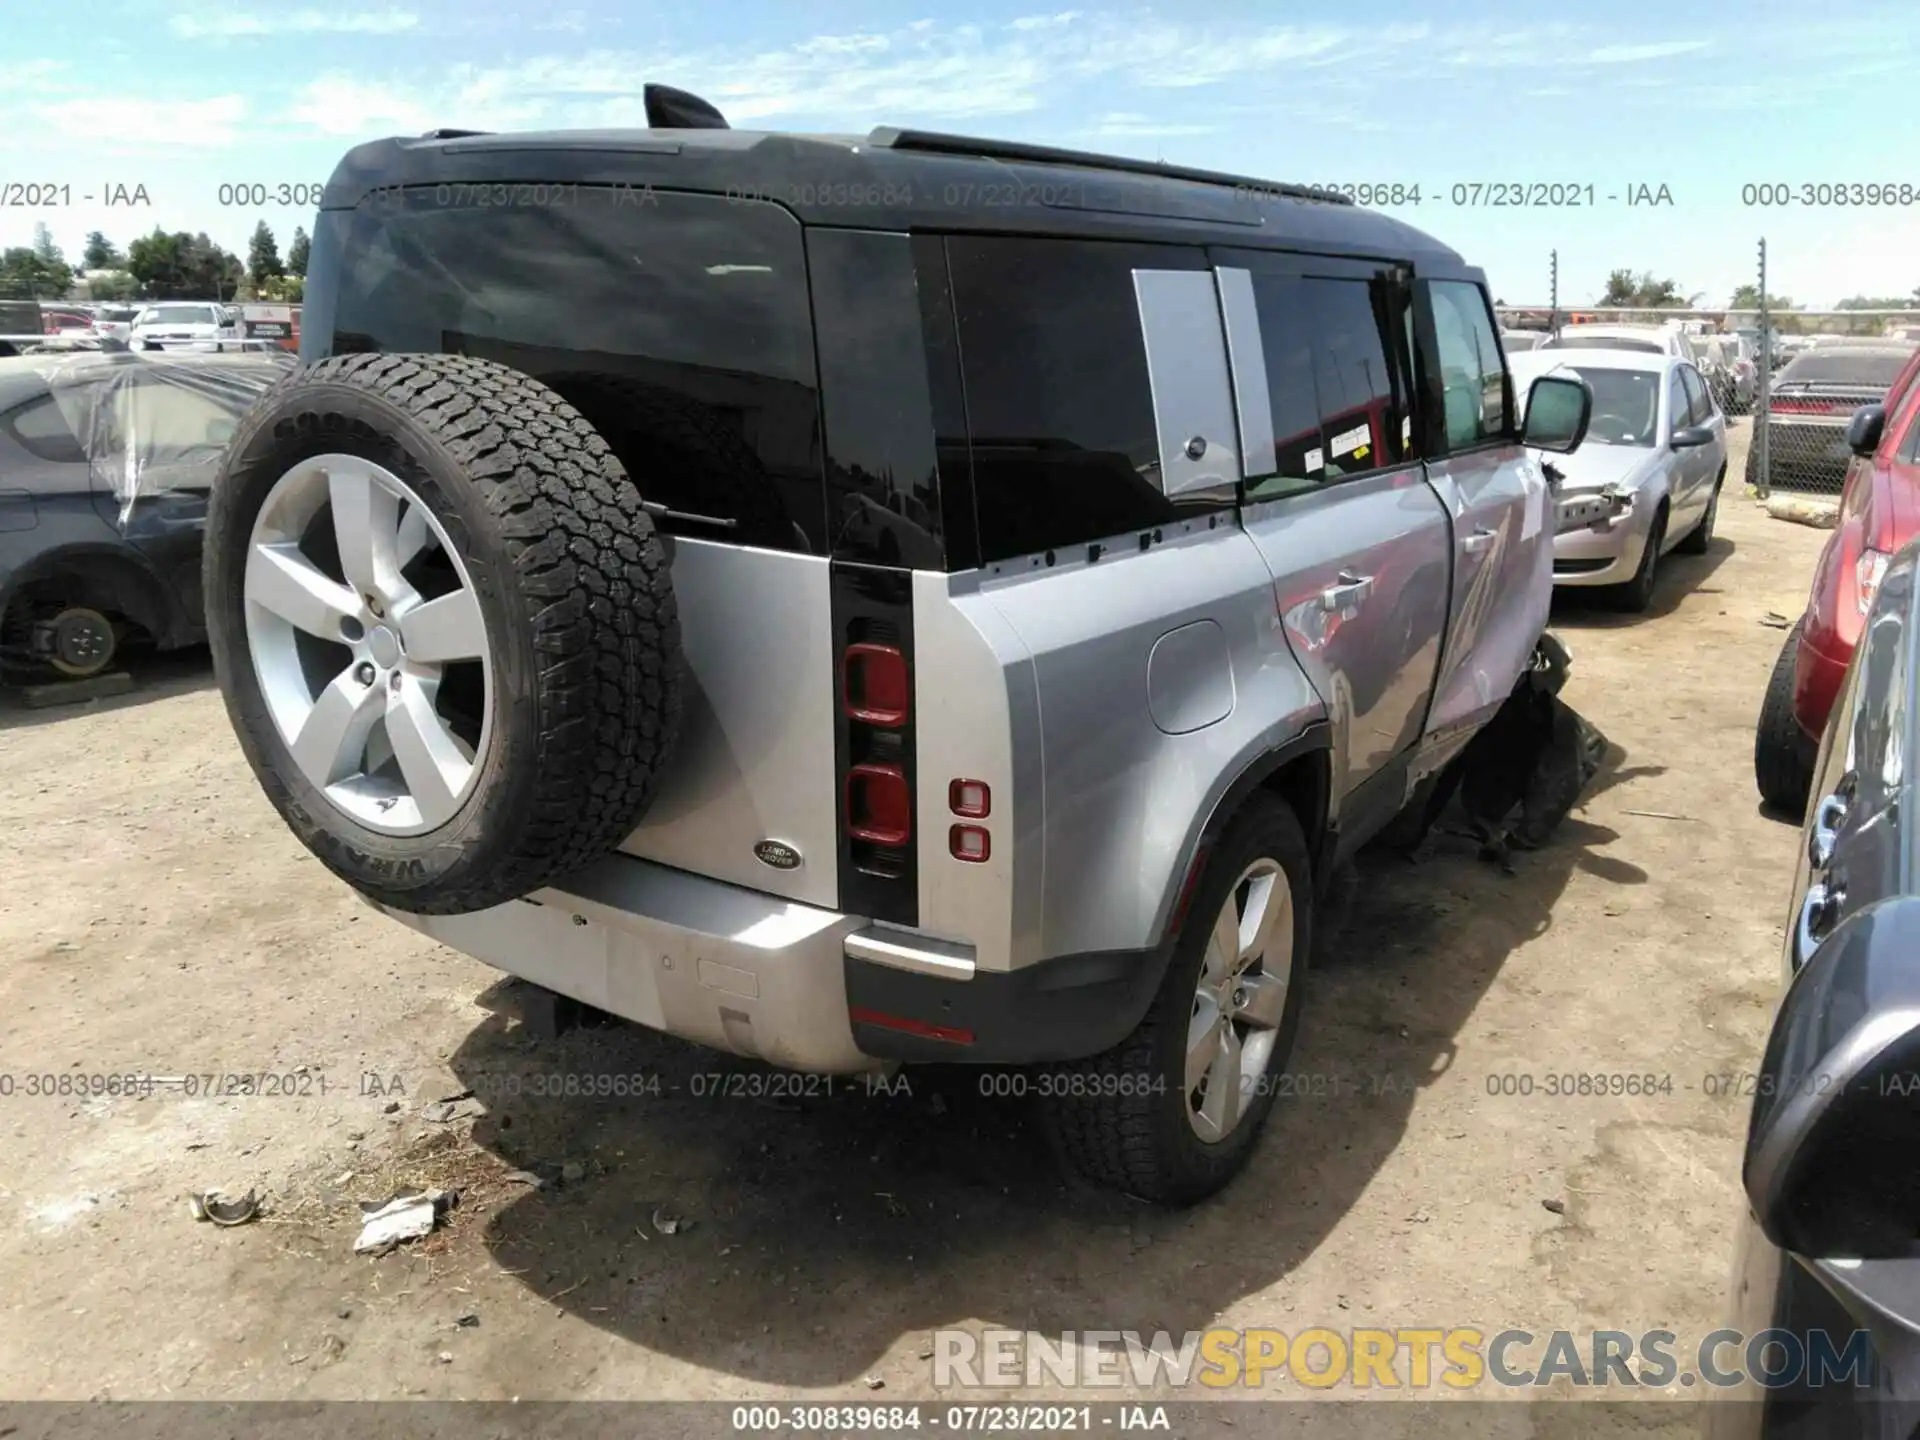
864,127 -> 1351,204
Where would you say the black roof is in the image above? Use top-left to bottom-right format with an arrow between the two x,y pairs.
317,122 -> 1466,268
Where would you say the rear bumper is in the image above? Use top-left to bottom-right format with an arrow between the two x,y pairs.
377,852 -> 1149,1072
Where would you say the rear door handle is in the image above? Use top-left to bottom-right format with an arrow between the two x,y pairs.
1320,572 -> 1374,611
1462,527 -> 1498,556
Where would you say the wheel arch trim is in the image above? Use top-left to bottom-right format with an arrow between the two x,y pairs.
1146,721 -> 1334,957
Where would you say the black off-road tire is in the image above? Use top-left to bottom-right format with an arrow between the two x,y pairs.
539,370 -> 798,553
1677,470 -> 1723,554
205,352 -> 684,914
1755,619 -> 1814,818
1038,795 -> 1313,1206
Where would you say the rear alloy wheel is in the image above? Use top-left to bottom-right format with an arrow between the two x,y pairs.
46,606 -> 117,678
1039,795 -> 1311,1205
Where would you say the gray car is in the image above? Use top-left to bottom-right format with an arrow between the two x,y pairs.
1512,348 -> 1729,610
199,84 -> 1596,1204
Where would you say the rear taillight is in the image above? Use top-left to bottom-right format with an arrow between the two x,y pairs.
1857,549 -> 1891,616
949,825 -> 990,862
843,642 -> 909,726
948,779 -> 990,818
846,763 -> 912,845
1770,397 -> 1855,415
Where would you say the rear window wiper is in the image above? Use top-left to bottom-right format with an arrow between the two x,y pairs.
640,500 -> 738,530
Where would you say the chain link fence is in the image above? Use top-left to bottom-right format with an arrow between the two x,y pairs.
1497,248 -> 1920,499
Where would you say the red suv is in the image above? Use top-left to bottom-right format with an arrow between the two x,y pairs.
1755,343 -> 1920,814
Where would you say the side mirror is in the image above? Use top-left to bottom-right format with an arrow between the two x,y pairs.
1743,895 -> 1920,1260
1848,405 -> 1886,458
1521,374 -> 1591,453
1671,424 -> 1714,449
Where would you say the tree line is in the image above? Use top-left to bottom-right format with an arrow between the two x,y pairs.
1593,268 -> 1920,317
0,221 -> 310,304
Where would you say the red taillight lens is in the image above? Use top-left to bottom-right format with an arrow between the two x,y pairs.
948,779 -> 990,818
949,824 -> 990,862
846,763 -> 912,845
1857,549 -> 1891,617
843,643 -> 909,726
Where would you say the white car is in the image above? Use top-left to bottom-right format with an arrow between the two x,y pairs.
1511,348 -> 1728,612
1538,323 -> 1700,364
129,302 -> 240,353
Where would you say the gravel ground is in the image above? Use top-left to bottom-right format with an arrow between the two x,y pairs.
0,421 -> 1829,1417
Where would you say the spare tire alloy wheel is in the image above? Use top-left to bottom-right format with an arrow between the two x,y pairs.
207,353 -> 683,915
245,454 -> 490,836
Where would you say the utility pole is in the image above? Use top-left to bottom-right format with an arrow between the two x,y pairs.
1756,238 -> 1771,500
1549,249 -> 1559,333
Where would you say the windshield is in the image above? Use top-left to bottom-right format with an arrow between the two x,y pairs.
1543,334 -> 1665,354
1776,350 -> 1913,387
139,305 -> 217,326
1547,365 -> 1661,446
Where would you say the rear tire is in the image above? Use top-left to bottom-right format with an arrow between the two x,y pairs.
206,352 -> 684,914
1039,795 -> 1312,1206
1755,619 -> 1814,818
1676,473 -> 1722,554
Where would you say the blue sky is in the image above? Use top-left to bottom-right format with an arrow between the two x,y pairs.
3,0 -> 1916,307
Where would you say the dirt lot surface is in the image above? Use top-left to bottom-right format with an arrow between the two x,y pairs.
0,422 -> 1831,1415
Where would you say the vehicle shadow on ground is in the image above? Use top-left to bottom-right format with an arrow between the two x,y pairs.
1547,542 -> 1733,630
0,645 -> 213,731
444,742 -> 1646,1384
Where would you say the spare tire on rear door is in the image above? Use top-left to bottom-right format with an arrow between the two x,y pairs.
205,353 -> 684,915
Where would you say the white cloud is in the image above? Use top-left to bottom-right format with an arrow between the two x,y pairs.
169,8 -> 419,38
1009,11 -> 1082,30
1587,40 -> 1711,64
1083,112 -> 1219,138
32,94 -> 248,148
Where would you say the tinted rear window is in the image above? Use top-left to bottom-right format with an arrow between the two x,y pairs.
309,189 -> 826,554
1777,350 -> 1913,386
1543,334 -> 1665,354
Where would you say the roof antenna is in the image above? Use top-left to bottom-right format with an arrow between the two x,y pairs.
643,83 -> 730,130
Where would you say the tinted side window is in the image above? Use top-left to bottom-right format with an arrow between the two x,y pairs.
1425,281 -> 1509,449
5,395 -> 87,464
318,190 -> 825,554
1667,371 -> 1691,434
1681,365 -> 1712,424
1243,270 -> 1415,502
947,236 -> 1212,563
808,229 -> 944,570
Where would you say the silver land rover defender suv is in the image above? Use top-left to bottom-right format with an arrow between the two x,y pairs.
204,84 -> 1594,1205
